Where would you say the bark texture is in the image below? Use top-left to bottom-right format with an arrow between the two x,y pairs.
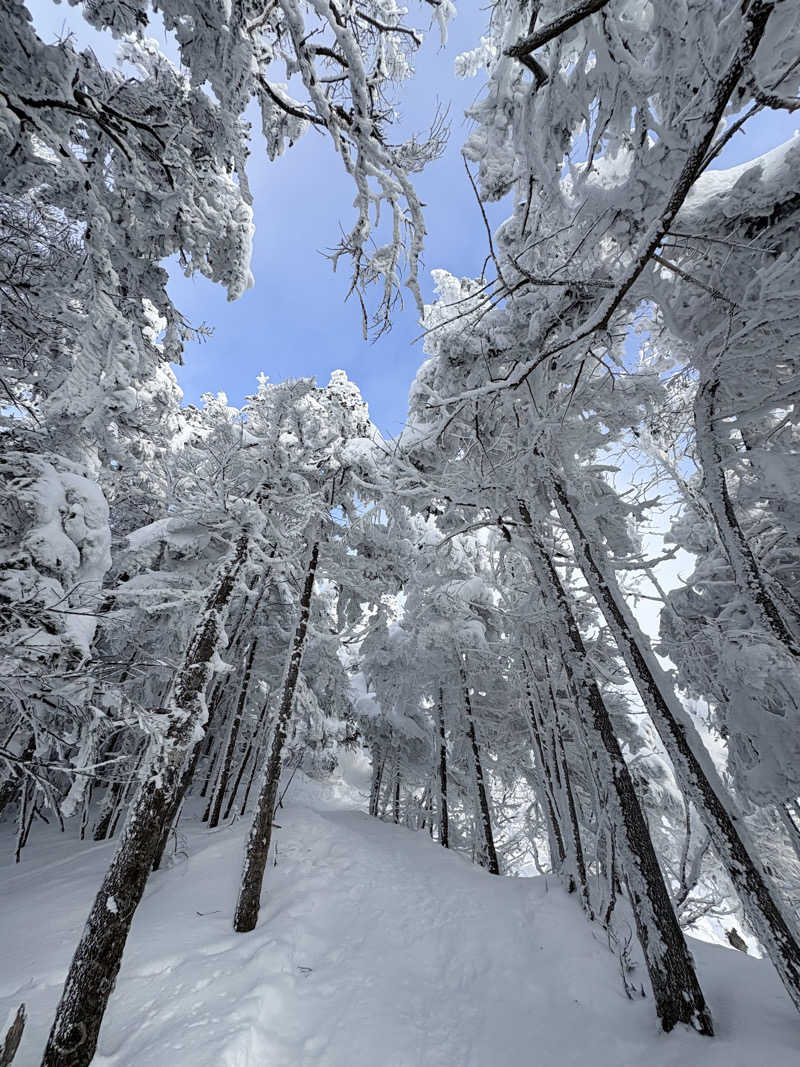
233,540 -> 320,934
520,504 -> 713,1034
41,533 -> 250,1067
437,689 -> 449,849
524,685 -> 567,874
0,1003 -> 25,1067
368,747 -> 385,818
460,665 -> 500,875
208,637 -> 259,829
550,476 -> 800,1015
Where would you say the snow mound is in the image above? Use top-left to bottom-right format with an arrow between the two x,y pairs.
1,774 -> 798,1066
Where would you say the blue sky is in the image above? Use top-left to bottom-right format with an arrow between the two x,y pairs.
26,3 -> 800,435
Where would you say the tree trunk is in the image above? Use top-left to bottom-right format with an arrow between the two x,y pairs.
379,762 -> 395,819
153,558 -> 275,866
224,694 -> 270,821
0,1003 -> 25,1067
549,476 -> 800,1015
203,552 -> 276,829
150,741 -> 202,871
91,735 -> 127,842
102,740 -> 147,844
523,678 -> 567,874
369,748 -> 385,818
519,505 -> 713,1035
393,765 -> 401,824
200,741 -> 223,807
14,780 -> 32,863
553,698 -> 590,914
437,689 -> 449,849
224,744 -> 252,822
155,689 -> 226,860
537,664 -> 592,906
41,532 -> 250,1067
419,785 -> 433,834
233,540 -> 319,934
208,638 -> 259,829
460,664 -> 500,875
239,738 -> 263,817
198,603 -> 262,811
0,733 -> 35,821
694,378 -> 800,654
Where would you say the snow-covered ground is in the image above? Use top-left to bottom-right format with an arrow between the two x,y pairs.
2,765 -> 799,1067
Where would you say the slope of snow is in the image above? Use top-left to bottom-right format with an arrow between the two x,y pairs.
1,769 -> 799,1066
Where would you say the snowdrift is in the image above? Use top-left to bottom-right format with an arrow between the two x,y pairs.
1,773 -> 798,1066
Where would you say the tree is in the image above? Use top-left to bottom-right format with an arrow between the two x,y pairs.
3,0 -> 446,1056
234,370 -> 379,931
394,0 -> 800,1017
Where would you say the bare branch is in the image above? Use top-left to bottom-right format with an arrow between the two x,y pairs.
505,0 -> 611,64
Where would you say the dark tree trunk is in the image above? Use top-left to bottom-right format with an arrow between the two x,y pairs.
14,779 -> 33,863
525,658 -> 586,895
151,740 -> 203,871
393,766 -> 401,824
200,742 -> 223,807
91,797 -> 116,843
198,598 -> 262,810
369,748 -> 385,818
460,665 -> 500,875
96,740 -> 147,844
379,763 -> 395,819
239,740 -> 263,816
419,785 -> 434,834
202,551 -> 276,829
234,540 -> 319,934
41,533 -> 250,1067
0,733 -> 35,821
157,579 -> 258,851
0,1003 -> 25,1067
224,693 -> 270,821
225,743 -> 252,821
437,689 -> 449,849
519,504 -> 713,1035
550,475 -> 800,1016
153,635 -> 233,867
79,779 -> 93,841
525,687 -> 567,872
238,694 -> 278,819
228,687 -> 273,819
154,687 -> 228,863
208,638 -> 259,829
553,702 -> 590,914
90,732 -> 125,842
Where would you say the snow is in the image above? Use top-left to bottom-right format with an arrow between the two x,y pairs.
2,771 -> 799,1066
681,133 -> 800,224
126,517 -> 214,552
